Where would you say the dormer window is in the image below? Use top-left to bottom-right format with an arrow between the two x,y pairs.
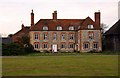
57,26 -> 62,30
43,26 -> 48,30
69,26 -> 74,30
88,25 -> 94,29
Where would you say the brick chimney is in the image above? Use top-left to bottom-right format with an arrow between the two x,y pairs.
52,11 -> 57,20
95,11 -> 100,28
21,24 -> 24,29
31,9 -> 34,26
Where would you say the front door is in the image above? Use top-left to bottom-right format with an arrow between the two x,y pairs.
52,44 -> 57,52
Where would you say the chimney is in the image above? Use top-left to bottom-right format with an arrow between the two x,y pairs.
52,11 -> 57,20
21,24 -> 24,29
95,11 -> 100,28
31,9 -> 34,26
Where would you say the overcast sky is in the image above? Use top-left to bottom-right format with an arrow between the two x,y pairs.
0,0 -> 119,37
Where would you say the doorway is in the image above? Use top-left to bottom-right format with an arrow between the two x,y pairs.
52,44 -> 57,52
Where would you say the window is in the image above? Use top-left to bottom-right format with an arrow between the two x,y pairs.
93,43 -> 98,49
70,44 -> 74,48
78,26 -> 81,29
88,32 -> 94,40
88,25 -> 94,29
61,34 -> 65,40
57,26 -> 62,30
34,44 -> 39,49
43,34 -> 47,40
61,44 -> 65,48
35,34 -> 39,40
44,44 -> 47,48
70,34 -> 74,40
69,26 -> 74,30
43,26 -> 48,30
53,34 -> 57,40
84,43 -> 89,49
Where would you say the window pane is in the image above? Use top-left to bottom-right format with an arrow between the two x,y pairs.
35,34 -> 38,40
53,34 -> 57,40
69,26 -> 74,30
43,26 -> 48,30
57,26 -> 62,30
62,34 -> 65,40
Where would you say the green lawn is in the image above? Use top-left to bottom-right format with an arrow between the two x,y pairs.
2,55 -> 119,76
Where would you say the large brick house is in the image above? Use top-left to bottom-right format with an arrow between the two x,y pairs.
12,10 -> 102,52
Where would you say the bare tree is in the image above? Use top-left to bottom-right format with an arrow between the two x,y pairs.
100,23 -> 109,34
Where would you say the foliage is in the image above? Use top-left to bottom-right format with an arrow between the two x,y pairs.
2,43 -> 25,56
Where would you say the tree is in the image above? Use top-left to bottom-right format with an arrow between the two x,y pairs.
100,23 -> 109,34
20,35 -> 34,53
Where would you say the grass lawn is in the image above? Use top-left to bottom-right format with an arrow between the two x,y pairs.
2,54 -> 119,76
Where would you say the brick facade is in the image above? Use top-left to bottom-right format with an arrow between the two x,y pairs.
13,10 -> 102,52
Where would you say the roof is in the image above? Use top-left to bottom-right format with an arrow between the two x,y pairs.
2,37 -> 12,44
13,26 -> 30,36
30,17 -> 97,31
104,20 -> 120,35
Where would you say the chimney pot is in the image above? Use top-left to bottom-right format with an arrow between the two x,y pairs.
53,11 -> 57,20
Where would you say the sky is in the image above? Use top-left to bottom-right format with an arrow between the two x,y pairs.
0,0 -> 119,37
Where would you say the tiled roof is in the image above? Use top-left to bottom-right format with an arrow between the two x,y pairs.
13,26 -> 30,36
30,17 -> 97,31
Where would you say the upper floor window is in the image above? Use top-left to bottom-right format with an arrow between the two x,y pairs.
69,26 -> 74,30
43,26 -> 48,30
35,34 -> 39,40
53,34 -> 57,40
61,34 -> 65,40
70,34 -> 74,40
88,31 -> 94,40
57,26 -> 62,30
88,25 -> 94,29
43,34 -> 48,40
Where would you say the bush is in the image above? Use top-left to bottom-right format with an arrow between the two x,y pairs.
2,43 -> 35,56
2,43 -> 25,56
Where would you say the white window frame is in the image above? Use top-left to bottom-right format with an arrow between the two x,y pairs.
93,43 -> 98,49
34,44 -> 39,49
43,26 -> 48,30
53,34 -> 57,40
61,44 -> 65,48
44,34 -> 47,40
70,44 -> 74,48
84,43 -> 89,49
35,34 -> 39,40
44,44 -> 47,48
88,25 -> 94,29
57,26 -> 62,30
62,34 -> 65,40
69,26 -> 74,30
70,34 -> 74,40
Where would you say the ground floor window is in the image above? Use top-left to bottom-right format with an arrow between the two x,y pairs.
93,43 -> 98,49
34,44 -> 39,49
44,44 -> 47,48
70,44 -> 74,48
83,42 -> 89,49
61,44 -> 65,48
